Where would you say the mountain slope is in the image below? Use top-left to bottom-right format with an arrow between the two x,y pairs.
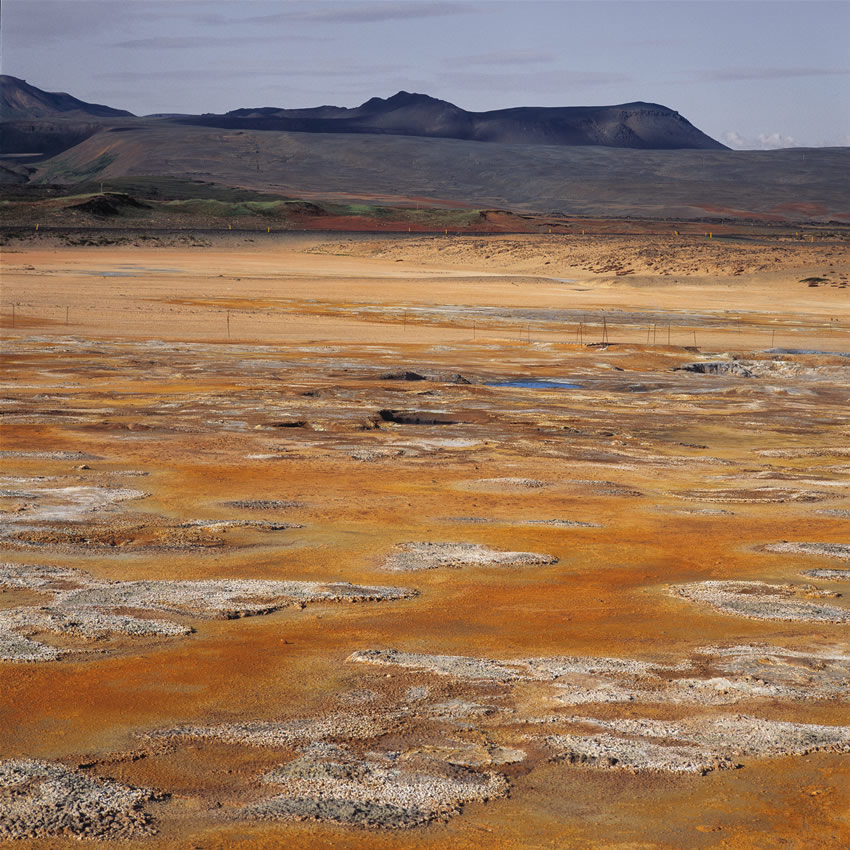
31,122 -> 847,221
0,76 -> 134,119
178,90 -> 727,150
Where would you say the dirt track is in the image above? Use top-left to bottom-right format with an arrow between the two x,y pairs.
1,233 -> 849,847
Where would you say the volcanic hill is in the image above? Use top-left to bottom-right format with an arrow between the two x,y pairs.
178,90 -> 729,150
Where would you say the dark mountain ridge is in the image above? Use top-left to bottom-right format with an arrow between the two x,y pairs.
0,75 -> 134,120
180,90 -> 728,150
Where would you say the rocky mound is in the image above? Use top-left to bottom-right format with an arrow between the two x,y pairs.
68,192 -> 151,217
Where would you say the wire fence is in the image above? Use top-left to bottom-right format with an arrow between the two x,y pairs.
2,299 -> 848,351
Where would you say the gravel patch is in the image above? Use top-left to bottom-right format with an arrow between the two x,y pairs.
801,569 -> 850,580
670,580 -> 850,622
381,542 -> 557,572
349,649 -> 665,683
672,487 -> 834,503
144,713 -> 394,749
758,448 -> 850,458
222,500 -> 305,510
0,563 -> 416,662
0,451 -> 99,461
764,542 -> 850,560
676,361 -> 756,378
0,482 -> 148,523
177,519 -> 301,531
519,519 -> 601,528
546,732 -> 725,774
461,478 -> 550,491
245,744 -> 507,829
440,517 -> 600,528
0,759 -> 161,840
545,714 -> 850,774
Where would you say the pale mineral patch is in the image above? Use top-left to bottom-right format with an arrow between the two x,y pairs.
0,564 -> 416,662
546,714 -> 850,774
245,743 -> 507,829
144,713 -> 394,749
764,542 -> 850,560
461,477 -> 550,491
670,581 -> 850,622
349,648 -> 667,682
817,508 -> 850,518
545,732 -> 725,774
222,499 -> 305,510
0,759 -> 161,840
381,542 -> 557,572
0,482 -> 148,523
672,487 -> 833,503
801,569 -> 850,580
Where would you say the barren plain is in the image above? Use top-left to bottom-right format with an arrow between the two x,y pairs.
1,229 -> 849,848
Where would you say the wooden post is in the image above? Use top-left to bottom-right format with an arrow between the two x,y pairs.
66,306 -> 69,325
693,330 -> 697,347
11,303 -> 15,328
226,311 -> 231,340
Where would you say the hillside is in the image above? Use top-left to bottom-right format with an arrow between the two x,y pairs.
28,122 -> 850,222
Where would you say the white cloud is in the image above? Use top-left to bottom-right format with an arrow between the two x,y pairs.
723,131 -> 798,150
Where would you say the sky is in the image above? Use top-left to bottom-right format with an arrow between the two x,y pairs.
2,0 -> 848,149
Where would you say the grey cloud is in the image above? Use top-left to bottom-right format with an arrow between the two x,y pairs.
97,65 -> 407,83
453,49 -> 555,67
437,69 -> 631,95
114,34 -> 328,49
708,67 -> 850,81
2,0 -> 148,44
243,1 -> 476,25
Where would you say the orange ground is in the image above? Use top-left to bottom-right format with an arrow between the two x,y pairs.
1,233 -> 849,848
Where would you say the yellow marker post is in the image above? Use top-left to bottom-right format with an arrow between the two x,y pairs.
35,224 -> 39,231
709,232 -> 712,238
228,224 -> 231,230
582,230 -> 585,235
267,227 -> 270,233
